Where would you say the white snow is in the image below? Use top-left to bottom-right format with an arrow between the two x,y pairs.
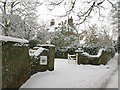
75,48 -> 84,52
29,49 -> 37,56
82,48 -> 105,58
33,47 -> 45,57
20,53 -> 118,88
40,44 -> 55,47
33,47 -> 40,50
106,70 -> 118,88
0,35 -> 28,43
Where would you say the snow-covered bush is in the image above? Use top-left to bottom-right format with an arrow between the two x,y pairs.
67,45 -> 80,55
29,39 -> 40,49
36,29 -> 50,44
29,56 -> 40,75
79,42 -> 115,56
51,31 -> 77,49
77,47 -> 115,65
79,43 -> 103,55
105,47 -> 115,58
55,47 -> 68,58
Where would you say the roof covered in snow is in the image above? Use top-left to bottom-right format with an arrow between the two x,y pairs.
0,35 -> 29,43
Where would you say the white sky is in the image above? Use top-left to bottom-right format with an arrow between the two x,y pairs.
36,0 -> 113,26
36,0 -> 116,38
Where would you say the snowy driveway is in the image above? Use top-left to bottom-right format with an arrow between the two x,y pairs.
20,54 -> 118,88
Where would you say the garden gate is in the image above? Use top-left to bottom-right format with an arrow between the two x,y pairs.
68,54 -> 78,64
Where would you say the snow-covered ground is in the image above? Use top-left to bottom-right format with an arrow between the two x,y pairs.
20,53 -> 118,88
106,70 -> 118,88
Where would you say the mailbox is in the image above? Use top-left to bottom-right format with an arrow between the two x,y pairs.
40,56 -> 47,65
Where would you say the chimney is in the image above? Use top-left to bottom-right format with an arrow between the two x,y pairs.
68,16 -> 73,26
50,19 -> 55,26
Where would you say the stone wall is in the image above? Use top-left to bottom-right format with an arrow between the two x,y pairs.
2,41 -> 29,88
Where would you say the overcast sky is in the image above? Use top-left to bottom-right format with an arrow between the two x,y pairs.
36,0 -> 113,27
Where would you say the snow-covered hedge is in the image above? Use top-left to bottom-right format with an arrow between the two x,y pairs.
77,47 -> 115,65
79,44 -> 103,55
29,45 -> 55,75
1,36 -> 29,88
55,47 -> 68,59
29,49 -> 49,75
41,45 -> 55,71
29,39 -> 40,49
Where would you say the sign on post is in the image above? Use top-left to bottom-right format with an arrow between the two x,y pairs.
40,56 -> 47,65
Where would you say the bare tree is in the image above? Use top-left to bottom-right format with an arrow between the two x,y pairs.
44,0 -> 117,25
43,0 -> 117,44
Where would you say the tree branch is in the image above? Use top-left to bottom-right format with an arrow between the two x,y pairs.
76,2 -> 95,25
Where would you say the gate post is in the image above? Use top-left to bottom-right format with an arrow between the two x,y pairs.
75,48 -> 83,65
40,44 -> 55,71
